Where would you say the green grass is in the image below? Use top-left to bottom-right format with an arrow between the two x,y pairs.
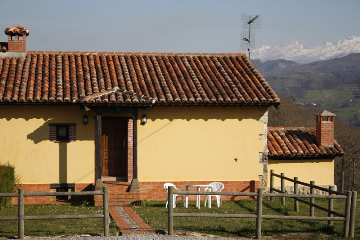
296,86 -> 360,119
0,202 -> 119,238
132,197 -> 358,239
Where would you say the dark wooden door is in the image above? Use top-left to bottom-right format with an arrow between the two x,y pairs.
101,118 -> 127,178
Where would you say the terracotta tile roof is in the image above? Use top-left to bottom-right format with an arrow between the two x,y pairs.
0,42 -> 7,52
4,24 -> 30,36
268,127 -> 344,159
0,52 -> 280,106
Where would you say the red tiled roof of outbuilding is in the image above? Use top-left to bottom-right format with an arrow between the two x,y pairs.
0,52 -> 280,106
267,127 -> 344,158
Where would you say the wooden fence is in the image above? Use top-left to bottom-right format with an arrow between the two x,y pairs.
167,185 -> 357,239
0,186 -> 109,239
269,170 -> 348,210
269,170 -> 357,237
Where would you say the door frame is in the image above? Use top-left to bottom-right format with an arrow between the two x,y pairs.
95,107 -> 138,183
101,117 -> 128,181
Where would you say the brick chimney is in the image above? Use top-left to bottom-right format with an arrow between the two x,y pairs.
4,24 -> 29,52
316,110 -> 336,147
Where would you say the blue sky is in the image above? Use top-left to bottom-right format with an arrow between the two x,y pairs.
1,0 -> 359,53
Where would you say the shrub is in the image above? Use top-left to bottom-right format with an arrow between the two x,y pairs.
0,163 -> 15,208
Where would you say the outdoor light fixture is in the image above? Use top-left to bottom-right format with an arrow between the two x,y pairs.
82,115 -> 88,125
141,114 -> 147,125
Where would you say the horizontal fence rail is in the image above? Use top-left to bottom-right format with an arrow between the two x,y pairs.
0,191 -> 103,197
269,170 -> 357,238
271,172 -> 346,196
167,185 -> 357,239
0,187 -> 109,239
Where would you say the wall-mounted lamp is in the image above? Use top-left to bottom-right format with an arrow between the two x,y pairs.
83,114 -> 89,125
141,114 -> 147,125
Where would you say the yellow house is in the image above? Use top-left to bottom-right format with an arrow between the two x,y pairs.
0,24 -> 284,205
268,110 -> 344,193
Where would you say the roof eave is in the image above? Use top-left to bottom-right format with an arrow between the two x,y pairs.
268,154 -> 343,160
0,102 -> 280,107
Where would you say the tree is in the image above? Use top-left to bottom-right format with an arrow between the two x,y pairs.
268,95 -> 317,127
333,120 -> 360,192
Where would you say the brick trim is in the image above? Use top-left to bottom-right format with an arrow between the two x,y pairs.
49,124 -> 76,142
94,118 -> 133,182
95,118 -> 98,181
139,181 -> 259,201
11,183 -> 93,205
127,119 -> 134,182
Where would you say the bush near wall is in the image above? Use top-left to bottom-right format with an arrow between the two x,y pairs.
0,163 -> 15,208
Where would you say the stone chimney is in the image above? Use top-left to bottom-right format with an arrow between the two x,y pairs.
4,24 -> 29,52
316,110 -> 336,147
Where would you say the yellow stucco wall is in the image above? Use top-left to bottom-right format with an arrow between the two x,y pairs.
268,159 -> 334,186
0,105 -> 95,184
0,104 -> 268,184
137,106 -> 267,182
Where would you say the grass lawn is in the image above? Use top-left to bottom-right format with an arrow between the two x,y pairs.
132,197 -> 358,239
295,87 -> 360,119
0,202 -> 119,238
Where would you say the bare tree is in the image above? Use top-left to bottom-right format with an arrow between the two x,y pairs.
334,120 -> 360,192
268,95 -> 318,127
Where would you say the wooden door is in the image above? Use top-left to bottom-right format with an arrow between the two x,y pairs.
101,118 -> 128,178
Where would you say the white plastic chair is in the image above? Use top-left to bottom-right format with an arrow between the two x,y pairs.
164,183 -> 185,208
204,182 -> 224,207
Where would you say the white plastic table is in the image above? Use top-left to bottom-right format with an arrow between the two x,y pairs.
184,184 -> 212,209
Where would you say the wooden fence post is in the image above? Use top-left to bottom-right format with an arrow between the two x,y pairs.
168,186 -> 174,235
18,188 -> 24,239
350,191 -> 357,238
270,170 -> 274,201
281,173 -> 285,205
328,186 -> 334,226
294,177 -> 299,212
310,181 -> 315,217
103,186 -> 109,237
256,188 -> 263,239
343,191 -> 352,238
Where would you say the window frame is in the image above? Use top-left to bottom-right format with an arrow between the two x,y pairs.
49,123 -> 77,143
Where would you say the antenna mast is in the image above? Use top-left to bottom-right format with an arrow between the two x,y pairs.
241,14 -> 261,60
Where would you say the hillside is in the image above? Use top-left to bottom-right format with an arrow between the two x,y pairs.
253,53 -> 360,127
254,53 -> 360,77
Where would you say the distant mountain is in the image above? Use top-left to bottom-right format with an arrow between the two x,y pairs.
252,36 -> 360,64
251,59 -> 300,77
252,53 -> 360,127
253,53 -> 360,77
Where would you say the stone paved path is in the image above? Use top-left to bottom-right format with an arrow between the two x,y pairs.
109,206 -> 156,235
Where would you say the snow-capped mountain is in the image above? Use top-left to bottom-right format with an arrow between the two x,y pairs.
251,36 -> 360,64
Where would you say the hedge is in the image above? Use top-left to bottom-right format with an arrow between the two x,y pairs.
0,163 -> 15,208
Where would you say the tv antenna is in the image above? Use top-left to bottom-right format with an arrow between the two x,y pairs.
241,14 -> 261,60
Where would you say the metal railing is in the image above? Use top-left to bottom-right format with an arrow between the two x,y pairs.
167,186 -> 356,239
0,186 -> 109,239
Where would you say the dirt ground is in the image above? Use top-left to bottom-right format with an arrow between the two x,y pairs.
170,230 -> 330,239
